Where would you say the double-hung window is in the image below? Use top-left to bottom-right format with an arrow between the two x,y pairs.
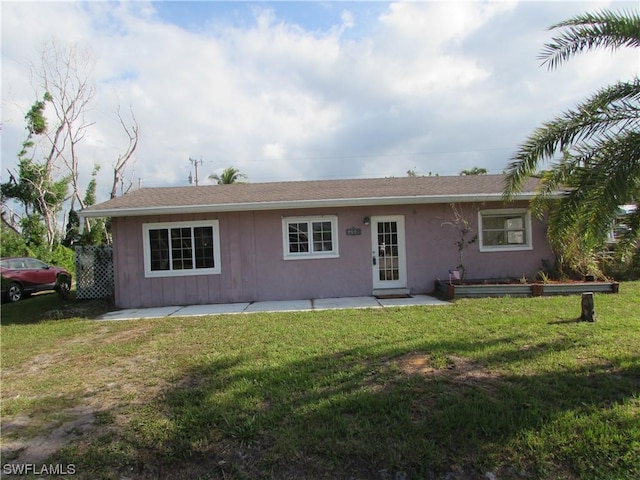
478,209 -> 532,252
282,216 -> 339,260
143,220 -> 221,277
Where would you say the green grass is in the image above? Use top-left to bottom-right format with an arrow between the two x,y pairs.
1,283 -> 639,479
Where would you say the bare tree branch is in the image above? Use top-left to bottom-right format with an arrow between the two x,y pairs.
111,105 -> 139,199
21,40 -> 97,247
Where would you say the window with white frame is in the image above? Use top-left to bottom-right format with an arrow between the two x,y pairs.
478,209 -> 533,252
142,220 -> 221,277
282,216 -> 339,259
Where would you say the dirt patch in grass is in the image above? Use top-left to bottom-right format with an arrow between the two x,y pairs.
1,406 -> 96,464
1,322 -> 168,469
25,352 -> 69,374
398,352 -> 500,385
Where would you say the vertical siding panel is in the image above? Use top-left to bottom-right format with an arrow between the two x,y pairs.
214,275 -> 221,303
138,217 -> 156,307
183,276 -> 199,305
161,277 -> 176,305
241,212 -> 257,302
141,279 -> 158,307
111,218 -> 125,307
114,217 -> 145,308
132,218 -> 151,308
174,277 -> 184,305
209,270 -> 219,304
228,213 -> 244,302
253,211 -> 278,301
195,271 -> 210,304
218,213 -> 234,302
173,276 -> 188,305
210,212 -> 224,303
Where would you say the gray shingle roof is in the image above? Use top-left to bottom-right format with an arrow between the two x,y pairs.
81,174 -> 542,217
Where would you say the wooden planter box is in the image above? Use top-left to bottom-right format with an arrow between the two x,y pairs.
435,280 -> 619,301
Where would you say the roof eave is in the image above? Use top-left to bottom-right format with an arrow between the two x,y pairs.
78,192 -> 549,219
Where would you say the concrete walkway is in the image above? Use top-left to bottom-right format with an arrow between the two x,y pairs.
97,294 -> 449,321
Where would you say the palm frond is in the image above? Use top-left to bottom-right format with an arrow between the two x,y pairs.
544,130 -> 640,247
540,9 -> 640,69
506,8 -> 640,277
504,78 -> 640,199
528,158 -> 578,219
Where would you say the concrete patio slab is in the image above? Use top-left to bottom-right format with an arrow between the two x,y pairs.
96,295 -> 450,321
243,299 -> 313,313
172,302 -> 250,317
99,306 -> 183,321
313,296 -> 380,310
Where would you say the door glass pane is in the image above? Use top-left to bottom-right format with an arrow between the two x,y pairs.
377,221 -> 399,281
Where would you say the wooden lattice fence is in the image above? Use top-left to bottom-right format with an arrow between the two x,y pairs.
75,246 -> 114,300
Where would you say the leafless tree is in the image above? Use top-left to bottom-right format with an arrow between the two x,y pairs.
4,40 -> 143,247
25,40 -> 96,245
111,105 -> 139,199
1,204 -> 22,236
36,40 -> 95,202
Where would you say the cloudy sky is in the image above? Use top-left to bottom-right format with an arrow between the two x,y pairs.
2,0 -> 638,201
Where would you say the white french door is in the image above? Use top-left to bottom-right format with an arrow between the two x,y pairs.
371,216 -> 407,290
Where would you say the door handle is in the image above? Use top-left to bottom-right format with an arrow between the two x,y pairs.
372,256 -> 377,266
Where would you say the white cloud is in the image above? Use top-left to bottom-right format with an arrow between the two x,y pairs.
379,1 -> 516,47
2,0 -> 638,202
340,10 -> 355,31
263,143 -> 285,160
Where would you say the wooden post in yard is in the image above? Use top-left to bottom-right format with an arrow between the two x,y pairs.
581,292 -> 596,322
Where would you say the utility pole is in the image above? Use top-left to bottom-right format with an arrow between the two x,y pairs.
188,157 -> 203,186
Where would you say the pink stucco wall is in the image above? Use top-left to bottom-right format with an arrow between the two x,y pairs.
111,202 -> 554,308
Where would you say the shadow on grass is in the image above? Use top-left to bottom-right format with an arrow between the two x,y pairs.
548,317 -> 584,324
0,293 -> 113,325
55,337 -> 640,480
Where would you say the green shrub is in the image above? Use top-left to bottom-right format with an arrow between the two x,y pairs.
0,224 -> 28,258
1,224 -> 75,275
27,244 -> 76,276
602,247 -> 640,280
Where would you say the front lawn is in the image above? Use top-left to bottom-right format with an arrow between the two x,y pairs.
1,283 -> 639,479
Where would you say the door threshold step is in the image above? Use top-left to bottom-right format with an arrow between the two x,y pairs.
373,288 -> 411,299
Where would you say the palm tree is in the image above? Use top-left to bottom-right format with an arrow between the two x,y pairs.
209,166 -> 247,185
504,9 -> 640,275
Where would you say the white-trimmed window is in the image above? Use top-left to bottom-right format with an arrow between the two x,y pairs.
478,209 -> 533,252
142,220 -> 221,277
282,216 -> 339,260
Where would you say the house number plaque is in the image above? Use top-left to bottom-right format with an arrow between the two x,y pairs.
346,227 -> 362,236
